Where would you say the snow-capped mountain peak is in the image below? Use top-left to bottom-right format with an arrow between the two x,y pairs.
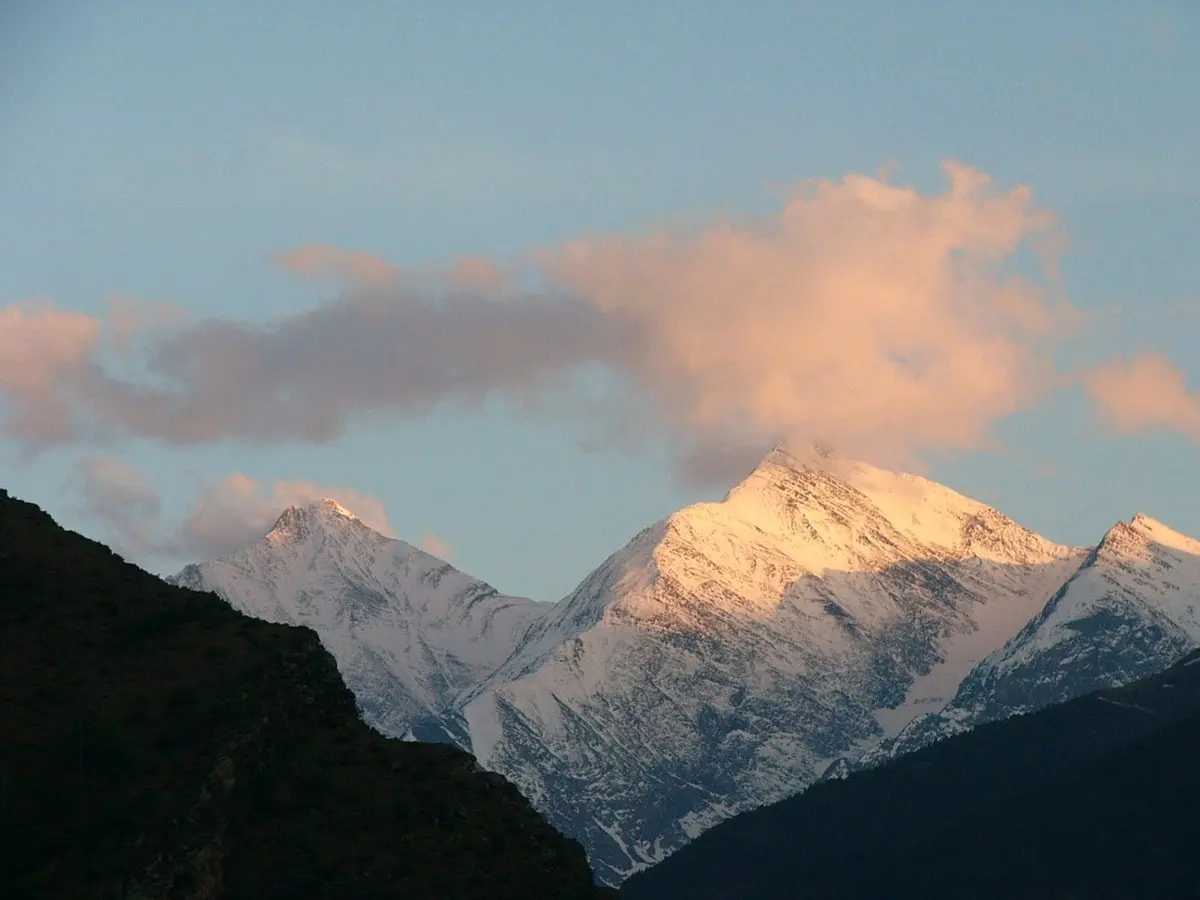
730,443 -> 1071,566
433,449 -> 1087,882
265,498 -> 365,543
169,504 -> 548,732
856,510 -> 1200,768
1101,512 -> 1200,559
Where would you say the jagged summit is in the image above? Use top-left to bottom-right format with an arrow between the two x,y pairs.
695,443 -> 1074,579
1102,511 -> 1200,556
267,498 -> 365,542
169,503 -> 547,731
856,508 -> 1200,769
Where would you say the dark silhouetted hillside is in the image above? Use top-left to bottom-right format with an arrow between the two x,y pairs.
623,647 -> 1200,900
0,489 -> 617,900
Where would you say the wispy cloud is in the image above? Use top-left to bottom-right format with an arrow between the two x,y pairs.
69,461 -> 393,563
0,300 -> 103,443
1083,354 -> 1200,442
419,533 -> 453,561
1,161 -> 1095,482
275,244 -> 400,285
176,474 -> 393,559
69,457 -> 164,559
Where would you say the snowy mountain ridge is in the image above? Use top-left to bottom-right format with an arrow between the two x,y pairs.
854,509 -> 1200,769
169,498 -> 547,734
170,449 -> 1200,884
431,448 -> 1092,880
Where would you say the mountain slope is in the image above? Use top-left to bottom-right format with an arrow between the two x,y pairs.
170,499 -> 547,734
620,647 -> 1200,900
857,511 -> 1200,767
0,488 -> 615,899
172,447 -> 1200,886
436,446 -> 1085,882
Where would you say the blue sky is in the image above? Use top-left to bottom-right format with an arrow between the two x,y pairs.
1,1 -> 1197,600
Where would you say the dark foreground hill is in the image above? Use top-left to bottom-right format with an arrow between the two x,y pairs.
0,489 -> 616,900
623,647 -> 1200,900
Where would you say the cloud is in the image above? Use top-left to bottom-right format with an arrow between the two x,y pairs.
419,533 -> 453,560
1083,354 -> 1200,441
70,457 -> 163,558
539,160 -> 1074,478
177,473 -> 394,559
0,301 -> 102,442
104,293 -> 190,355
0,298 -> 187,445
69,461 -> 394,563
2,161 -> 1080,482
6,273 -> 608,446
275,244 -> 400,284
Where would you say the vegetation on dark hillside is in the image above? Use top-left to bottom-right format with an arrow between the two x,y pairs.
623,647 -> 1200,900
0,489 -> 617,899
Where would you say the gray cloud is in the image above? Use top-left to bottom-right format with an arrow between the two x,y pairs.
94,286 -> 618,445
69,457 -> 164,559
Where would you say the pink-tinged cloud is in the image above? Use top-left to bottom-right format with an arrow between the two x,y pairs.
419,533 -> 453,560
1,162 -> 1079,482
104,293 -> 189,355
177,474 -> 393,559
275,244 -> 400,284
0,301 -> 102,442
540,159 -> 1074,478
448,257 -> 506,291
69,460 -> 393,562
1083,354 -> 1200,441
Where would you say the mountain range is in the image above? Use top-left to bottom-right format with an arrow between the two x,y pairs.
620,646 -> 1200,899
849,511 -> 1200,772
169,445 -> 1200,884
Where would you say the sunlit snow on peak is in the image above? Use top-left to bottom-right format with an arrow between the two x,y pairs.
320,497 -> 359,520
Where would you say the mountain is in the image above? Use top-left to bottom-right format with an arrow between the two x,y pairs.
855,511 -> 1200,768
169,499 -> 547,734
1,488 -> 615,899
428,446 -> 1086,882
620,647 -> 1200,900
171,446 -> 1200,886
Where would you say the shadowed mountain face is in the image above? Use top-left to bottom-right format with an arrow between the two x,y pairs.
0,489 -> 616,900
852,513 -> 1200,770
169,498 -> 545,735
171,446 -> 1200,885
177,449 -> 1089,883
621,648 -> 1200,900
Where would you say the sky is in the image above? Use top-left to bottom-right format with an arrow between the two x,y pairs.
1,1 -> 1197,601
